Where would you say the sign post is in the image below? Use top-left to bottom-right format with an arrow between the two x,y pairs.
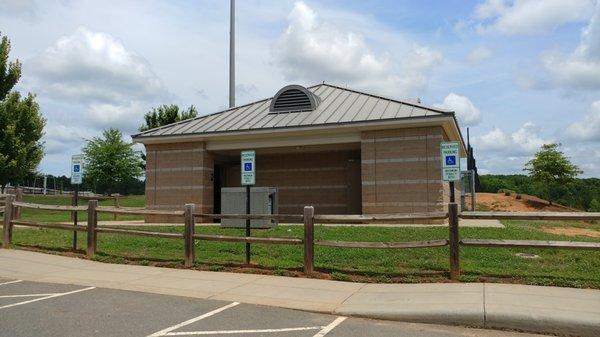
241,150 -> 255,265
71,154 -> 84,251
441,142 -> 460,203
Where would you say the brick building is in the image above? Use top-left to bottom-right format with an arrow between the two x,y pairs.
132,84 -> 465,221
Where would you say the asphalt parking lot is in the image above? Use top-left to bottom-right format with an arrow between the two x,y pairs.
0,277 -> 544,337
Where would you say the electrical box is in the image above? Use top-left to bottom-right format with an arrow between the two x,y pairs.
220,187 -> 278,228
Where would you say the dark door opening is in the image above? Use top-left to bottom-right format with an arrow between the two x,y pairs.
213,164 -> 223,221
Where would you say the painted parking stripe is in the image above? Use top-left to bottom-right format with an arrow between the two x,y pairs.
0,286 -> 95,310
313,317 -> 347,337
166,326 -> 323,335
148,302 -> 240,337
0,293 -> 59,298
0,280 -> 23,286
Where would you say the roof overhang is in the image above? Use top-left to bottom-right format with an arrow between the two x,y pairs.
133,114 -> 467,156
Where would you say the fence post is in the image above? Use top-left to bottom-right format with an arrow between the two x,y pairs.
113,195 -> 119,221
184,204 -> 196,268
448,202 -> 460,280
15,188 -> 23,219
303,206 -> 314,274
2,195 -> 14,249
87,200 -> 98,257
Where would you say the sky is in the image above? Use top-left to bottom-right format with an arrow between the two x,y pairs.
1,0 -> 600,177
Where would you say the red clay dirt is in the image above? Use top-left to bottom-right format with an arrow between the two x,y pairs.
476,192 -> 575,212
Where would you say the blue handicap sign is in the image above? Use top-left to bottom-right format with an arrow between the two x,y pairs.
244,163 -> 253,171
445,155 -> 456,166
73,164 -> 81,173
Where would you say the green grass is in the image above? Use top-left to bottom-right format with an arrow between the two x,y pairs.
19,194 -> 146,223
3,218 -> 600,288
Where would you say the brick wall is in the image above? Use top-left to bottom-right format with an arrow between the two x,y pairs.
144,142 -> 213,222
361,126 -> 457,219
220,150 -> 361,215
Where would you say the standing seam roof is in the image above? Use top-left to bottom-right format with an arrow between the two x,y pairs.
133,83 -> 452,139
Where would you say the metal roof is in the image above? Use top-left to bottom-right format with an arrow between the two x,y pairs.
133,83 -> 453,140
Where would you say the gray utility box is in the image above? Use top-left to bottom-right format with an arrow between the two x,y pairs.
220,187 -> 278,228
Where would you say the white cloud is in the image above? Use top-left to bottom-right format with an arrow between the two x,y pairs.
43,124 -> 91,155
86,101 -> 149,131
25,27 -> 169,133
434,93 -> 482,126
467,46 -> 491,63
273,1 -> 442,97
473,0 -> 594,35
475,122 -> 551,155
541,3 -> 600,90
28,27 -> 168,105
565,100 -> 600,141
475,127 -> 509,151
472,122 -> 555,175
23,27 -> 169,169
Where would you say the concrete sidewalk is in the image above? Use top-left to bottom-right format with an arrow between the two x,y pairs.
0,249 -> 598,336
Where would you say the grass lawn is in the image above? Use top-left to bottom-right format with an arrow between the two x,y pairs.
18,194 -> 146,223
2,216 -> 599,288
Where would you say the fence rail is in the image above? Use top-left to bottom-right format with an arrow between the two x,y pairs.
460,211 -> 600,220
11,219 -> 87,232
95,227 -> 184,239
96,206 -> 184,217
315,239 -> 448,249
194,213 -> 304,223
13,201 -> 87,212
314,212 -> 448,223
2,196 -> 600,280
461,239 -> 600,250
194,234 -> 303,245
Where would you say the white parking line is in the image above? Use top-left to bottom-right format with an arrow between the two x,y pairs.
166,326 -> 323,335
0,293 -> 59,298
0,280 -> 23,286
0,286 -> 95,310
313,317 -> 347,337
148,302 -> 240,337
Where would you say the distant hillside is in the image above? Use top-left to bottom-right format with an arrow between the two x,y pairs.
479,174 -> 600,212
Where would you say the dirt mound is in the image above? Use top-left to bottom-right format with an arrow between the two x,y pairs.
541,226 -> 600,238
476,193 -> 574,212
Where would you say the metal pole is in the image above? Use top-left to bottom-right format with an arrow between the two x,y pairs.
229,0 -> 235,108
449,181 -> 455,203
470,170 -> 476,211
73,184 -> 79,250
245,184 -> 250,264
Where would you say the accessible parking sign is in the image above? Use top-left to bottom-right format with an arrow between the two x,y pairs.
441,142 -> 460,181
241,150 -> 255,186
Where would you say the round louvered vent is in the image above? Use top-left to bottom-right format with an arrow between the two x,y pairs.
269,85 -> 319,113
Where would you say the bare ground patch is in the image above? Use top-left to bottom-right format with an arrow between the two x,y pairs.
540,226 -> 600,238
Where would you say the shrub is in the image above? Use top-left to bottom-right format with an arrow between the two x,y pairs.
498,188 -> 516,196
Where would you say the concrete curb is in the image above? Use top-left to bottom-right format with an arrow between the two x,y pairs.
1,250 -> 598,336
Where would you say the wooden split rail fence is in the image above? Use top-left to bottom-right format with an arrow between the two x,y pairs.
2,195 -> 600,279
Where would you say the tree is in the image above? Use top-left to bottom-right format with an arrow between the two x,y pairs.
82,128 -> 143,194
0,92 -> 45,192
0,33 -> 22,100
524,143 -> 581,204
590,199 -> 600,212
139,104 -> 198,132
